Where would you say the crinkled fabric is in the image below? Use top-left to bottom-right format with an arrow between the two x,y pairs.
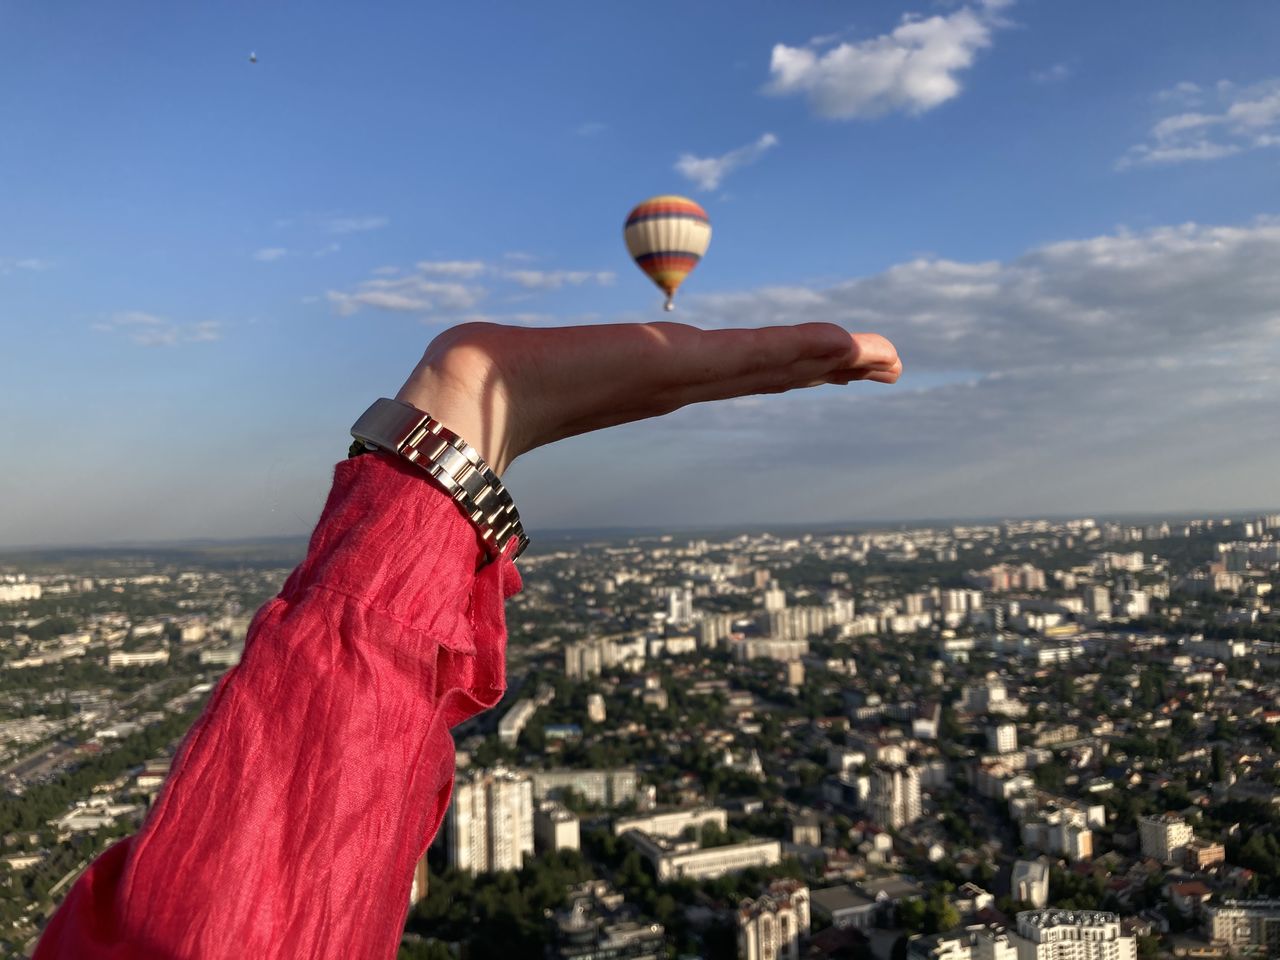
34,454 -> 521,959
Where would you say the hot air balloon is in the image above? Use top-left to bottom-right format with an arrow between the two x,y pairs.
623,195 -> 711,311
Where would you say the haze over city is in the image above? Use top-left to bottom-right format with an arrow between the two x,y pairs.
3,0 -> 1278,546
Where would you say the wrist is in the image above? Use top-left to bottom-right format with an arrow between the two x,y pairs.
395,374 -> 514,477
351,397 -> 529,560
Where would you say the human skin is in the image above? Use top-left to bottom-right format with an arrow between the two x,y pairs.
394,321 -> 902,476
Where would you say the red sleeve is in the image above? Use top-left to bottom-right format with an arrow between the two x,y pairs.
34,453 -> 522,960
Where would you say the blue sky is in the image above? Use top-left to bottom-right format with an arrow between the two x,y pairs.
3,1 -> 1279,547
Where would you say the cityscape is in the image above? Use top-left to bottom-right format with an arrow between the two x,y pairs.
4,510 -> 1280,958
6,0 -> 1280,958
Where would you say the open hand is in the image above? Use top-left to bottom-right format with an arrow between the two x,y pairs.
395,321 -> 902,475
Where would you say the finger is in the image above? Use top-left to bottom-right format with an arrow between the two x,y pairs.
669,352 -> 900,408
674,324 -> 898,384
829,357 -> 903,383
666,335 -> 900,405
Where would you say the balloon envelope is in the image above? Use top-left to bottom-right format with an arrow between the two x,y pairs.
623,195 -> 711,310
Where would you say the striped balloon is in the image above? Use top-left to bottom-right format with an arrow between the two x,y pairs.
623,195 -> 711,311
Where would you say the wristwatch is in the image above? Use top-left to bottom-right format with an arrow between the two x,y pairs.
350,398 -> 529,561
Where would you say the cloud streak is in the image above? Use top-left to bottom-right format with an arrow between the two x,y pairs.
324,258 -> 614,319
765,1 -> 1008,119
675,133 -> 779,190
0,257 -> 53,274
1119,77 -> 1280,168
92,312 -> 223,347
324,215 -> 389,234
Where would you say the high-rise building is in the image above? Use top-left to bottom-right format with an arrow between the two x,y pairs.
987,723 -> 1018,755
1138,813 -> 1194,865
869,765 -> 922,830
1084,585 -> 1112,618
446,767 -> 534,874
667,585 -> 694,627
1008,911 -> 1136,960
738,880 -> 810,960
763,583 -> 787,613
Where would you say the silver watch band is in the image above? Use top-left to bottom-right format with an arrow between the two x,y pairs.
350,398 -> 529,561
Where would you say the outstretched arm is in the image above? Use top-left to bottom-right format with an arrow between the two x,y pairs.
34,321 -> 899,959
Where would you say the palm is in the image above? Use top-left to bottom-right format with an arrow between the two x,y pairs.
396,321 -> 901,475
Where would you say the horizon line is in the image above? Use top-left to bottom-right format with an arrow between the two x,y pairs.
2,503 -> 1277,556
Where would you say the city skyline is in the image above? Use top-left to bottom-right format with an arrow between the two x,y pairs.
4,1 -> 1280,547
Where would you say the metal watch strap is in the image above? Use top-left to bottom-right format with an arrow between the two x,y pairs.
350,398 -> 529,561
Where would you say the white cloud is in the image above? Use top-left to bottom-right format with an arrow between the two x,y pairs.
1155,81 -> 1204,104
576,121 -> 607,137
1120,77 -> 1280,168
324,258 -> 616,318
326,275 -> 483,317
503,269 -> 616,290
187,321 -> 223,343
324,215 -> 389,234
0,257 -> 52,274
1032,62 -> 1071,84
675,133 -> 780,191
94,312 -> 223,347
253,247 -> 288,262
765,3 -> 1006,119
416,260 -> 488,278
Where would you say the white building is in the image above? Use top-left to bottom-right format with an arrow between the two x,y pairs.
1138,813 -> 1194,865
988,723 -> 1018,755
614,806 -> 726,838
534,801 -> 580,854
735,636 -> 809,663
738,880 -> 810,960
586,693 -> 607,724
1207,899 -> 1280,955
909,925 -> 1018,960
626,832 -> 781,882
1020,813 -> 1093,862
870,764 -> 922,830
961,676 -> 1025,717
1084,585 -> 1112,619
446,767 -> 534,873
532,768 -> 638,808
107,648 -> 170,669
497,698 -> 540,746
667,586 -> 694,626
0,580 -> 41,603
1011,859 -> 1051,909
1008,910 -> 1135,960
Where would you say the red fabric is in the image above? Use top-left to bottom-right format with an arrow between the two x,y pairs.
34,454 -> 522,959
